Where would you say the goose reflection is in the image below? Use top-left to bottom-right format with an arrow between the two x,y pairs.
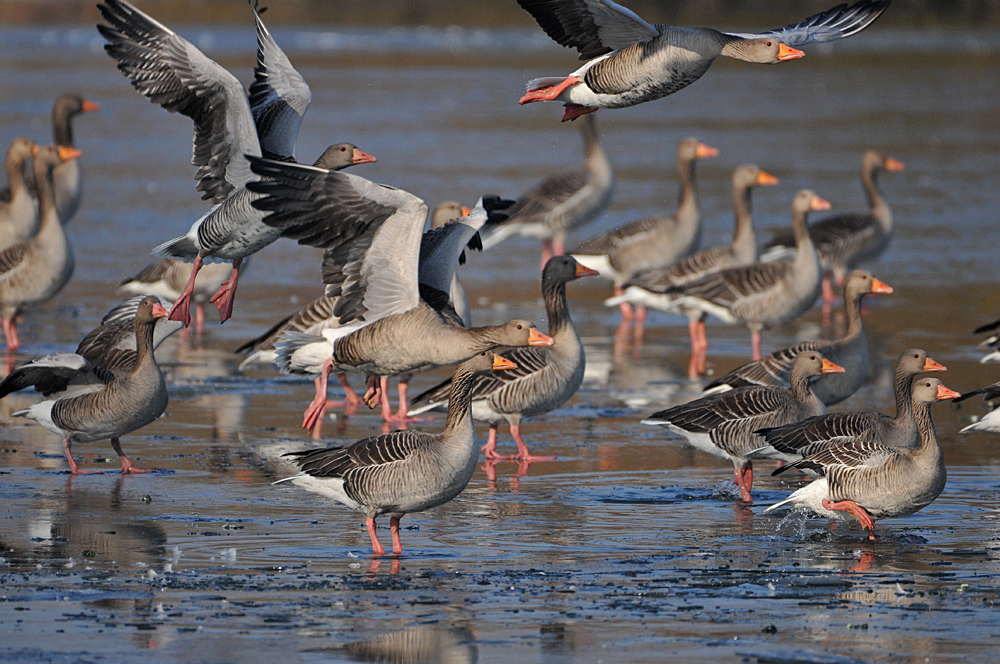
303,625 -> 477,664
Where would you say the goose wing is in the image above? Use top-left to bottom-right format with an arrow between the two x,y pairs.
98,0 -> 260,202
727,1 -> 891,46
672,262 -> 789,306
704,341 -> 824,391
75,296 -> 181,371
775,438 -> 896,476
411,346 -> 552,409
0,353 -> 110,400
284,430 -> 430,478
954,380 -> 1000,404
516,0 -> 659,60
755,411 -> 885,457
646,386 -> 791,434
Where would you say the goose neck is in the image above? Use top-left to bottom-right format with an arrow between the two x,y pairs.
843,290 -> 865,338
442,366 -> 478,437
891,372 -> 915,423
730,180 -> 756,252
132,317 -> 158,374
910,401 -> 939,458
542,278 -> 571,336
53,108 -> 74,147
862,164 -> 892,231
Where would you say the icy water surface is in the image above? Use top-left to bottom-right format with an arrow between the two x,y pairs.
1,22 -> 1000,664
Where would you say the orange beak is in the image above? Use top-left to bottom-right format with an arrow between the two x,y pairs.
58,146 -> 83,161
492,353 -> 518,371
871,277 -> 893,294
809,194 -> 832,211
923,357 -> 946,372
575,263 -> 599,278
756,170 -> 779,186
695,142 -> 719,159
151,302 -> 170,319
885,157 -> 905,172
461,206 -> 472,217
527,328 -> 555,346
937,384 -> 961,401
821,359 -> 845,374
82,100 -> 100,112
32,144 -> 40,156
778,43 -> 805,61
351,148 -> 377,165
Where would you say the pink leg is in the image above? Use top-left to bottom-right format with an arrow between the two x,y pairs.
333,373 -> 360,416
518,75 -> 580,104
168,255 -> 202,327
688,318 -> 702,379
5,350 -> 15,375
616,286 -> 635,321
540,240 -> 553,272
632,308 -> 646,344
209,257 -> 242,323
390,516 -> 402,555
481,424 -> 515,460
551,236 -> 566,257
561,103 -> 599,122
63,439 -> 102,475
511,424 -> 556,461
112,437 -> 152,474
822,498 -> 877,541
302,358 -> 332,433
696,319 -> 708,374
363,375 -> 381,409
733,462 -> 753,504
2,316 -> 20,351
378,376 -> 396,423
750,330 -> 763,361
366,517 -> 386,556
194,302 -> 206,340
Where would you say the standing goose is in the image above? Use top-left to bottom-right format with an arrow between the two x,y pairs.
275,351 -> 518,557
0,138 -> 39,249
408,256 -> 597,461
605,164 -> 778,374
763,150 -> 904,308
0,296 -> 170,475
571,137 -> 718,320
766,377 -> 960,540
666,190 -> 829,361
955,380 -> 1000,434
642,351 -> 844,503
749,349 -> 946,465
481,114 -> 613,269
702,269 -> 893,404
515,0 -> 890,121
245,161 -> 554,431
0,145 -> 80,352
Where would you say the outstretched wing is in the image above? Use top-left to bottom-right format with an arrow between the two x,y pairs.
728,1 -> 891,47
516,0 -> 660,60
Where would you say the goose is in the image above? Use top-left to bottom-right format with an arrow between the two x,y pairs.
0,145 -> 80,352
408,256 -> 597,461
762,150 -> 904,308
702,269 -> 893,404
955,380 -> 1000,434
0,296 -> 170,475
749,349 -> 946,465
0,138 -> 39,250
642,351 -> 844,503
481,114 -> 613,269
765,377 -> 960,540
515,0 -> 891,121
245,161 -> 554,430
604,163 -> 778,374
572,137 -> 718,321
665,190 -> 829,361
275,351 -> 518,556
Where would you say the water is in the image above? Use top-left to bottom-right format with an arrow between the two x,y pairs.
2,22 -> 1000,664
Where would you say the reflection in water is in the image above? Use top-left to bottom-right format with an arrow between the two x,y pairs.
305,625 -> 477,664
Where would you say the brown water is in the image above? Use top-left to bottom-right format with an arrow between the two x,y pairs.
1,22 -> 1000,664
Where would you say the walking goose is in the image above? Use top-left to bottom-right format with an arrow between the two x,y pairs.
702,269 -> 893,404
516,0 -> 890,121
666,190 -> 829,361
0,138 -> 39,250
762,150 -> 904,308
766,377 -> 960,540
605,164 -> 778,373
275,351 -> 518,557
408,256 -> 597,461
642,351 -> 844,503
955,380 -> 1000,434
749,349 -> 946,465
0,145 -> 80,352
246,162 -> 554,431
0,296 -> 170,475
481,114 -> 613,269
572,137 -> 718,320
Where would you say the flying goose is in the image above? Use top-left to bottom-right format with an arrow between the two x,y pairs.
572,137 -> 718,321
642,351 -> 844,503
516,0 -> 891,121
408,256 -> 597,461
275,351 -> 518,557
0,138 -> 39,250
766,377 -> 959,540
0,296 -> 170,475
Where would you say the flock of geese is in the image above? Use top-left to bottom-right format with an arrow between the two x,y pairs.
1,0 -> 997,556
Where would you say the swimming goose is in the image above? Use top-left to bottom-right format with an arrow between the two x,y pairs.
766,377 -> 959,540
702,269 -> 893,404
666,190 -> 829,361
408,256 -> 597,461
246,162 -> 554,431
605,164 -> 778,373
516,0 -> 890,121
0,145 -> 80,352
481,114 -> 613,269
0,138 -> 40,250
275,351 -> 517,556
955,380 -> 1000,434
762,150 -> 904,308
749,349 -> 946,465
642,351 -> 844,503
0,296 -> 170,475
572,137 -> 717,320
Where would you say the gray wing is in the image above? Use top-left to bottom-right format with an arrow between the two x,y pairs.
75,296 -> 181,369
410,346 -> 552,408
417,204 -> 488,296
0,353 -> 109,399
727,1 -> 891,47
954,381 -> 1000,404
98,0 -> 260,202
755,411 -> 885,457
516,0 -> 660,60
248,158 -> 426,326
674,262 -> 790,306
704,341 -> 824,391
248,2 -> 311,160
776,438 -> 896,476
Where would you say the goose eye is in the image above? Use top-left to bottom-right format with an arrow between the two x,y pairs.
766,41 -> 773,47
340,146 -> 346,151
481,351 -> 487,356
517,324 -> 523,330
